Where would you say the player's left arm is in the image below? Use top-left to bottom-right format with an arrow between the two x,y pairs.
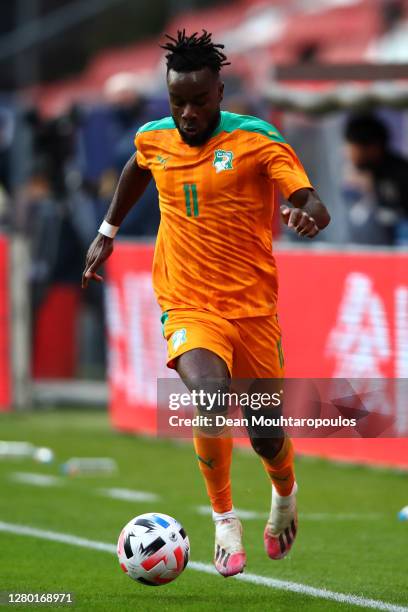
282,188 -> 331,238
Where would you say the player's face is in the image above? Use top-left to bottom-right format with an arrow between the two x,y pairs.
167,67 -> 224,146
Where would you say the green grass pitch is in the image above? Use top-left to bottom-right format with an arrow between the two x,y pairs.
0,409 -> 407,611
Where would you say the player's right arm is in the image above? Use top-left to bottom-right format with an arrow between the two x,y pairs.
82,153 -> 151,288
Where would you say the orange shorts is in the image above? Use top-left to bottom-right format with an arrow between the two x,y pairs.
161,309 -> 284,378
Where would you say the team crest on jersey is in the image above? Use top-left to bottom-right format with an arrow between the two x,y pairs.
172,328 -> 187,351
213,149 -> 234,173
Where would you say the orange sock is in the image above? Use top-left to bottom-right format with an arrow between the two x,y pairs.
261,436 -> 295,496
193,433 -> 233,513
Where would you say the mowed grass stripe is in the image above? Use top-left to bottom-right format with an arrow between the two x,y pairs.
0,521 -> 406,612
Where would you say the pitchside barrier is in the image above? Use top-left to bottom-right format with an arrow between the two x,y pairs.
106,241 -> 408,469
0,234 -> 11,411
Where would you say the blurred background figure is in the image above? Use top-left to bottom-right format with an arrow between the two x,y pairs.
16,160 -> 62,313
0,107 -> 13,193
0,107 -> 13,227
344,113 -> 408,246
100,72 -> 160,236
14,109 -> 103,379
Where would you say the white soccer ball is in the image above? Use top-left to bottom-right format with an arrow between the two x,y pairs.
398,505 -> 408,521
117,512 -> 190,586
33,447 -> 54,464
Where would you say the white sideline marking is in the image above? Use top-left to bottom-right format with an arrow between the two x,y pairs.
0,521 -> 406,612
100,488 -> 160,502
10,472 -> 62,487
196,506 -> 384,521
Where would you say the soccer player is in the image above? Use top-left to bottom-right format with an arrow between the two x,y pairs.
82,30 -> 330,578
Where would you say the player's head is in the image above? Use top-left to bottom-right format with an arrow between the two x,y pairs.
344,113 -> 390,170
161,30 -> 230,146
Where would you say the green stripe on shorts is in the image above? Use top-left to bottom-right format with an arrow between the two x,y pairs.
160,311 -> 169,338
277,337 -> 284,368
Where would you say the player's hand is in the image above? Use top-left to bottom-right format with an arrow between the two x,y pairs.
82,234 -> 114,288
280,206 -> 319,238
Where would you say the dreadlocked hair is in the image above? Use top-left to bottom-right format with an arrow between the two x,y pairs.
161,29 -> 230,73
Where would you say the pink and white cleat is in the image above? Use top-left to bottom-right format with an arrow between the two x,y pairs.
264,483 -> 298,560
214,517 -> 246,577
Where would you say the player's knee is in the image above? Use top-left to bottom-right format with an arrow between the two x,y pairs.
176,348 -> 229,382
249,436 -> 284,460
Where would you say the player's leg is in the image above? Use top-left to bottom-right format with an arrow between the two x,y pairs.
175,348 -> 246,577
176,347 -> 233,516
164,312 -> 234,516
232,315 -> 298,560
250,431 -> 298,560
162,310 -> 246,577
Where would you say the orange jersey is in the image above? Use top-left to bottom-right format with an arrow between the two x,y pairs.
134,111 -> 312,318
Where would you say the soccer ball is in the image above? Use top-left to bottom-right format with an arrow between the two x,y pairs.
117,512 -> 190,586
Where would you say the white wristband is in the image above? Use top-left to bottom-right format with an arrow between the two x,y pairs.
98,220 -> 119,239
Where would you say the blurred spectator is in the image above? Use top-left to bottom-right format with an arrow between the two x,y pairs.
0,107 -> 14,194
344,113 -> 408,245
17,158 -> 106,378
0,183 -> 9,228
19,109 -> 95,300
16,162 -> 63,311
102,72 -> 160,236
381,0 -> 405,33
367,0 -> 408,64
25,107 -> 80,198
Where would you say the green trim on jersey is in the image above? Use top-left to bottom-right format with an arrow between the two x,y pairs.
212,112 -> 286,143
137,117 -> 176,134
136,112 -> 285,143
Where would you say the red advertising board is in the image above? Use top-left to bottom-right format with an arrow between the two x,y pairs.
0,235 -> 11,410
106,243 -> 408,468
277,251 -> 408,379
